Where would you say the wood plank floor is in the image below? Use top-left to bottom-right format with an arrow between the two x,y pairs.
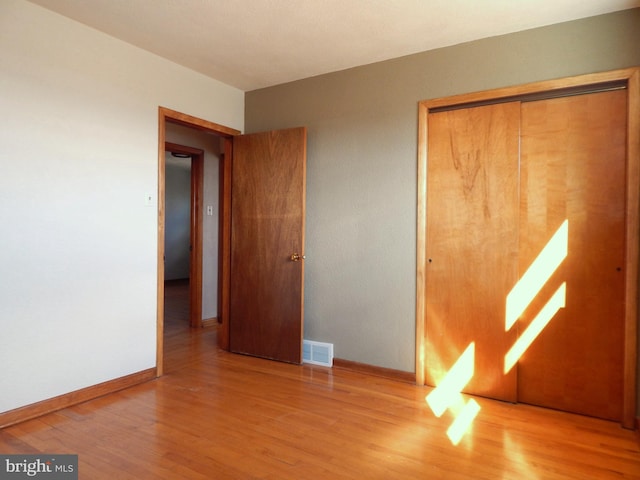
1,282 -> 639,479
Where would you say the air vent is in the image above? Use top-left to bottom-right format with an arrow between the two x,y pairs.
303,340 -> 334,367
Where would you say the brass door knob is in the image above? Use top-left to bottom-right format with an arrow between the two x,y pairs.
290,253 -> 305,262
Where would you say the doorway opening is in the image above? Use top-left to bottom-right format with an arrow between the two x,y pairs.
157,107 -> 240,375
164,142 -> 203,329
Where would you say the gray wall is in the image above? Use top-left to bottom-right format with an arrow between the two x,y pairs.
165,156 -> 191,280
245,9 -> 640,382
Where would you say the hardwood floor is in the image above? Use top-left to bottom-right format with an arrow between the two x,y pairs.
1,283 -> 639,479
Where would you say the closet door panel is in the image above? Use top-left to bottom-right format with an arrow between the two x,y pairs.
425,102 -> 520,401
518,90 -> 626,420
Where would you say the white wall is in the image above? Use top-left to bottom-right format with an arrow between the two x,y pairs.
0,0 -> 243,413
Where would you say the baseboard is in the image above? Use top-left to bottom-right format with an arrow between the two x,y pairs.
0,368 -> 156,429
333,358 -> 416,384
202,317 -> 218,328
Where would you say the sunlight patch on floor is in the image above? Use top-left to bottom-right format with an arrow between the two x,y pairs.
425,342 -> 480,445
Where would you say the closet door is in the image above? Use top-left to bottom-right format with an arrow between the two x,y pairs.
518,90 -> 626,420
425,102 -> 520,401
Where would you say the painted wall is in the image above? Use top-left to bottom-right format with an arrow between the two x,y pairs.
0,0 -> 243,413
165,123 -> 222,320
164,156 -> 191,281
245,9 -> 640,382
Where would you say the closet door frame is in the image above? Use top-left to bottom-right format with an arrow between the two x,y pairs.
416,67 -> 640,429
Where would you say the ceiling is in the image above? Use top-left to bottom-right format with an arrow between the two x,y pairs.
28,0 -> 640,92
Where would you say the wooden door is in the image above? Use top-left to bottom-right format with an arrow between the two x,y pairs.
229,127 -> 307,364
517,90 -> 626,420
425,102 -> 520,401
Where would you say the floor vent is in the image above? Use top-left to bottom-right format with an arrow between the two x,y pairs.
303,340 -> 334,367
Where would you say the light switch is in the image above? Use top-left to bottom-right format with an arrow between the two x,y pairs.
145,193 -> 153,206
207,205 -> 213,216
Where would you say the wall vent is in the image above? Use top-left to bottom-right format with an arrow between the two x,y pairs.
303,340 -> 334,367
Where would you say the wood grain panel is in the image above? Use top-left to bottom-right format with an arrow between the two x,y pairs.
425,102 -> 520,401
161,106 -> 240,137
623,69 -> 639,429
423,68 -> 638,110
416,101 -> 428,385
230,128 -> 306,364
518,90 -> 627,421
189,151 -> 204,328
217,140 -> 233,351
418,68 -> 639,428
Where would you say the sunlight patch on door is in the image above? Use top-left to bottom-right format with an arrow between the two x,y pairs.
504,282 -> 566,374
426,342 -> 475,417
505,220 -> 568,331
424,220 -> 569,445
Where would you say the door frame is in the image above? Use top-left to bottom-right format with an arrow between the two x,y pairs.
165,141 -> 204,328
416,67 -> 640,428
157,107 -> 240,375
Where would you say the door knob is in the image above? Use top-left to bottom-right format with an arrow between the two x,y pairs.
290,253 -> 305,262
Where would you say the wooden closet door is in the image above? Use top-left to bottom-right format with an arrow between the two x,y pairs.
425,102 -> 520,401
518,90 -> 626,420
